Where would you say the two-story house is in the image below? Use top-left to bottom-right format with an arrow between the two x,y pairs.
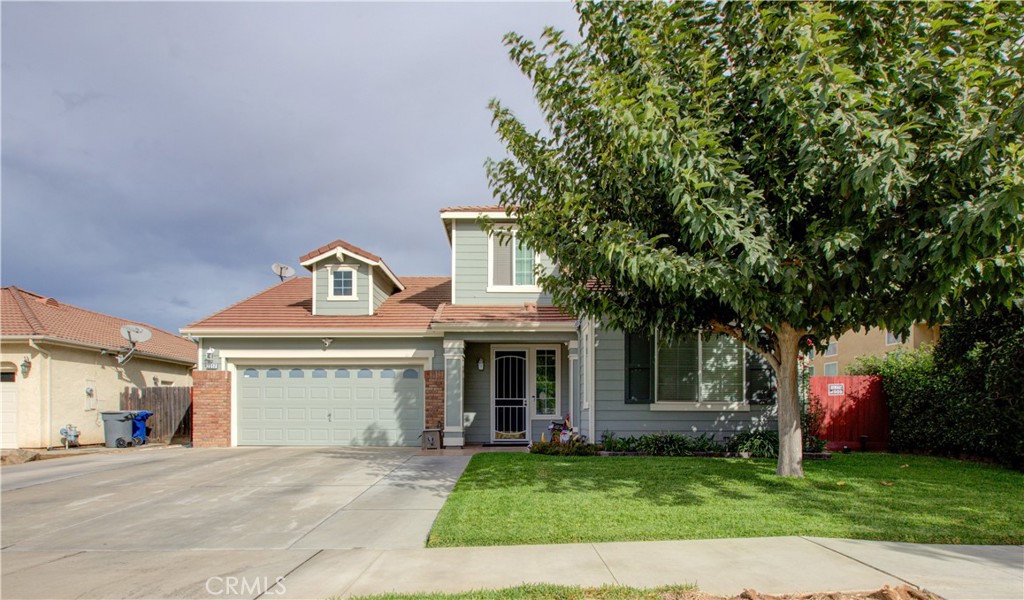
182,206 -> 776,448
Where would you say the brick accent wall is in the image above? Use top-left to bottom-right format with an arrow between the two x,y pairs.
424,369 -> 445,430
192,371 -> 231,448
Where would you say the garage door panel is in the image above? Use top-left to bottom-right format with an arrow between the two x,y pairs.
237,365 -> 424,446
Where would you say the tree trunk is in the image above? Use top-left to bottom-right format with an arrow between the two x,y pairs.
775,324 -> 804,478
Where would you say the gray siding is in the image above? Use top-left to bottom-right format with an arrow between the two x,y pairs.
314,256 -> 371,316
209,336 -> 445,371
452,220 -> 553,305
592,327 -> 777,443
462,341 -> 571,444
371,269 -> 391,314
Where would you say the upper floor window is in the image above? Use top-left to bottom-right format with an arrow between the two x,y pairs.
824,341 -> 838,356
489,230 -> 539,290
885,330 -> 904,345
329,266 -> 357,300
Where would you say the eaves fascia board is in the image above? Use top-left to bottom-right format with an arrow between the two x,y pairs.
0,335 -> 196,367
179,328 -> 443,338
439,211 -> 513,221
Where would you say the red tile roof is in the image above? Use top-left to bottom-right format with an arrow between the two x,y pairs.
299,239 -> 383,264
183,277 -> 452,331
1,287 -> 197,365
433,303 -> 574,325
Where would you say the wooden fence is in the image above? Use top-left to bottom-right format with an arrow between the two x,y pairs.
120,386 -> 192,444
809,375 -> 889,452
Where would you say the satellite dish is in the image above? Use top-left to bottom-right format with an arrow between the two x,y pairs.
272,263 -> 295,281
120,324 -> 152,346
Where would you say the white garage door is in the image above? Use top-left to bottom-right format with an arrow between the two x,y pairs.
1,379 -> 17,449
236,366 -> 424,446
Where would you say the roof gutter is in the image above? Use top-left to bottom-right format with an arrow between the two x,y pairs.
429,322 -> 577,333
179,328 -> 443,338
2,335 -> 195,367
28,339 -> 53,450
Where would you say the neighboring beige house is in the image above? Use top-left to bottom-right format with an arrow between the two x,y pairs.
809,324 -> 940,376
1,287 -> 196,449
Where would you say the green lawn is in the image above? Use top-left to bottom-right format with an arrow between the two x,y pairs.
350,584 -> 696,600
428,453 -> 1024,547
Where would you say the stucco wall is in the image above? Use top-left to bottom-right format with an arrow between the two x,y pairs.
810,324 -> 940,376
1,341 -> 192,448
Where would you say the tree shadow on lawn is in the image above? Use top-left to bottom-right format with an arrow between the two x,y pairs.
451,453 -> 1024,545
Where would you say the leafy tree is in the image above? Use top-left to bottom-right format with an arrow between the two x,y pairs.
487,1 -> 1024,476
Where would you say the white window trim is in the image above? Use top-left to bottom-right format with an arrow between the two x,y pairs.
824,341 -> 838,356
327,265 -> 359,301
885,330 -> 903,346
486,229 -> 543,293
650,330 -> 750,412
823,361 -> 839,376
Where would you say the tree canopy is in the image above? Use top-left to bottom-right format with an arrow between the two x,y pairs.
487,1 -> 1024,476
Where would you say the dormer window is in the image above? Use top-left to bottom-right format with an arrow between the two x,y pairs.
489,229 -> 540,291
328,266 -> 357,300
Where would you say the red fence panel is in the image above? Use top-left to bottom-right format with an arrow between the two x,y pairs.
809,375 -> 889,451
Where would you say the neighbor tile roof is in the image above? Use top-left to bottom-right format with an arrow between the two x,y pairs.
432,304 -> 574,325
299,239 -> 383,264
1,287 -> 197,364
184,277 -> 452,331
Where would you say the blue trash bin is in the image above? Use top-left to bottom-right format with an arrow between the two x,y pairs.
131,411 -> 154,445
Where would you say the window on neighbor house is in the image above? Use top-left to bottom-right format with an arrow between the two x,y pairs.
824,341 -> 838,356
329,266 -> 356,299
824,362 -> 839,376
0,371 -> 14,383
491,230 -> 536,288
885,330 -> 904,345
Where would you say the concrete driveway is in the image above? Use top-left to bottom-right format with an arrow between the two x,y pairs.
1,446 -> 470,599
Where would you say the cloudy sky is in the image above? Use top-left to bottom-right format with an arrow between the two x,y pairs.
2,1 -> 579,335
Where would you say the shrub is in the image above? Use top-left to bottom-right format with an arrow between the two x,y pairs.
599,431 -> 725,456
529,439 -> 599,456
801,394 -> 828,452
850,306 -> 1024,468
727,430 -> 779,458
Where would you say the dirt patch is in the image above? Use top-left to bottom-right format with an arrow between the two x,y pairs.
0,449 -> 41,466
661,586 -> 941,600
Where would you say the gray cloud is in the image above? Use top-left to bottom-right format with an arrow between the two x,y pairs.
1,1 -> 579,333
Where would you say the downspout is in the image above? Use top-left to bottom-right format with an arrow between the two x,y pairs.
28,339 -> 53,450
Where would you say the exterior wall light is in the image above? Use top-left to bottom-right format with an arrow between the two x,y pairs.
20,356 -> 31,377
477,358 -> 484,371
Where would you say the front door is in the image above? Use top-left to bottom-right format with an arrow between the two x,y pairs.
491,346 -> 561,443
492,350 -> 528,442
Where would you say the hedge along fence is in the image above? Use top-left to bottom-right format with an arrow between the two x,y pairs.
850,307 -> 1024,469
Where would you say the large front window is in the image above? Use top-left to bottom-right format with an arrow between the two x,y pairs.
657,333 -> 743,404
625,330 -> 771,407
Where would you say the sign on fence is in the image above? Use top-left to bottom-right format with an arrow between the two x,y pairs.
827,383 -> 845,396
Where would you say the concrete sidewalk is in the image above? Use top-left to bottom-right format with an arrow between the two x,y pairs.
284,536 -> 1023,600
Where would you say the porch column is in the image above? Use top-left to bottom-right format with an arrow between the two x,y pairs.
443,339 -> 465,448
568,340 -> 580,436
